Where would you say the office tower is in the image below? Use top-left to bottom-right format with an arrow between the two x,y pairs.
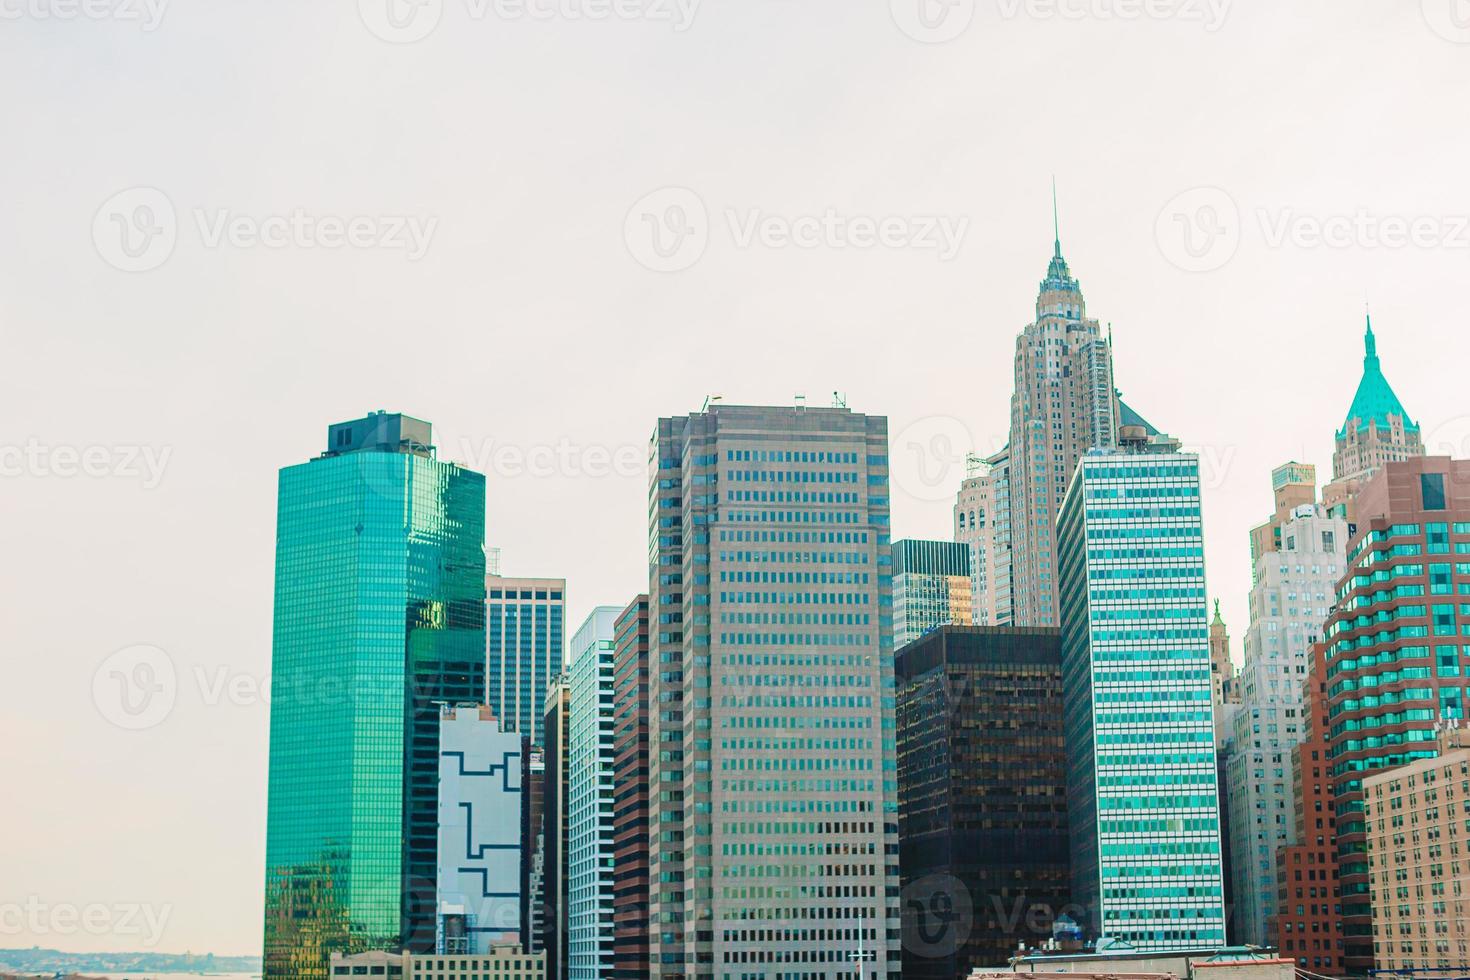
1057,428 -> 1227,950
567,609 -> 618,980
611,596 -> 651,980
1226,475 -> 1347,946
436,705 -> 524,953
523,746 -> 546,954
487,575 -> 567,747
1006,215 -> 1120,627
541,676 -> 571,980
894,625 -> 1069,978
954,449 -> 1012,626
1248,462 -> 1319,574
891,539 -> 972,647
1364,725 -> 1470,976
1209,603 -> 1237,705
1273,644 -> 1341,974
264,412 -> 486,980
1324,457 -> 1470,973
648,403 -> 901,980
1321,317 -> 1424,520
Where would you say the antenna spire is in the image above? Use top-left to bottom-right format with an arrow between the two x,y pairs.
1051,176 -> 1061,258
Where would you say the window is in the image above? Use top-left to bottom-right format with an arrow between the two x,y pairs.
1424,472 -> 1448,511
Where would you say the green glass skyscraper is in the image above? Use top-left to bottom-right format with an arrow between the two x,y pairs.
263,412 -> 486,980
1057,424 -> 1226,950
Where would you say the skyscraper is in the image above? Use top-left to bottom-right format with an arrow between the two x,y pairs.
1209,603 -> 1237,706
895,625 -> 1069,978
1322,316 -> 1424,520
1007,219 -> 1119,627
1057,428 -> 1226,950
954,449 -> 1012,626
567,609 -> 618,980
264,412 -> 487,979
487,575 -> 567,747
648,403 -> 901,980
611,596 -> 651,980
1225,472 -> 1346,946
436,705 -> 524,953
1323,457 -> 1470,973
891,539 -> 972,648
541,675 -> 571,980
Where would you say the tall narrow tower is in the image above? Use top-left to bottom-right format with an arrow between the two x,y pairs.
1007,201 -> 1119,626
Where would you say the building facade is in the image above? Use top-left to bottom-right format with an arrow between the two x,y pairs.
264,412 -> 487,979
330,947 -> 545,980
648,403 -> 902,980
895,625 -> 1070,978
540,676 -> 571,980
1273,644 -> 1341,974
892,539 -> 973,647
1006,234 -> 1119,628
611,596 -> 651,980
1365,725 -> 1470,976
1321,317 -> 1424,520
1057,442 -> 1227,950
1226,488 -> 1346,947
567,609 -> 618,980
1324,457 -> 1470,973
436,706 -> 524,953
954,450 -> 1013,626
487,576 -> 567,748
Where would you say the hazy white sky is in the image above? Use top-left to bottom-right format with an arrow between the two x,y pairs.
4,0 -> 1469,956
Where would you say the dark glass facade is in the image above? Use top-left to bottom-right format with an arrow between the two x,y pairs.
263,414 -> 486,980
895,625 -> 1070,978
541,678 -> 571,980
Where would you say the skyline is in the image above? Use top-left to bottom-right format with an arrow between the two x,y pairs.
6,0 -> 1470,957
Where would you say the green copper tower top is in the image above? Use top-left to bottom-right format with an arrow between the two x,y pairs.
1338,313 -> 1418,437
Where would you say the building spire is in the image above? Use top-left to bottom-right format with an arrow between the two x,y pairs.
1052,175 -> 1061,259
1364,305 -> 1377,362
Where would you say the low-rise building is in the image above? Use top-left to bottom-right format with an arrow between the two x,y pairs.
980,944 -> 1295,980
1365,725 -> 1470,977
330,948 -> 545,980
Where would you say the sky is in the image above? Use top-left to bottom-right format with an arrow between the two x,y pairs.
4,0 -> 1470,957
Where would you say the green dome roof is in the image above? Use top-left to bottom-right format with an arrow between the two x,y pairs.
1339,315 -> 1418,437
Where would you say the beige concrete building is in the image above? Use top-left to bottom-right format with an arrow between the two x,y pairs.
1365,726 -> 1470,976
330,946 -> 545,980
981,945 -> 1295,980
954,450 -> 1011,626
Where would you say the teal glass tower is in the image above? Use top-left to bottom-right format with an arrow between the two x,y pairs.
1057,435 -> 1226,950
263,412 -> 486,980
